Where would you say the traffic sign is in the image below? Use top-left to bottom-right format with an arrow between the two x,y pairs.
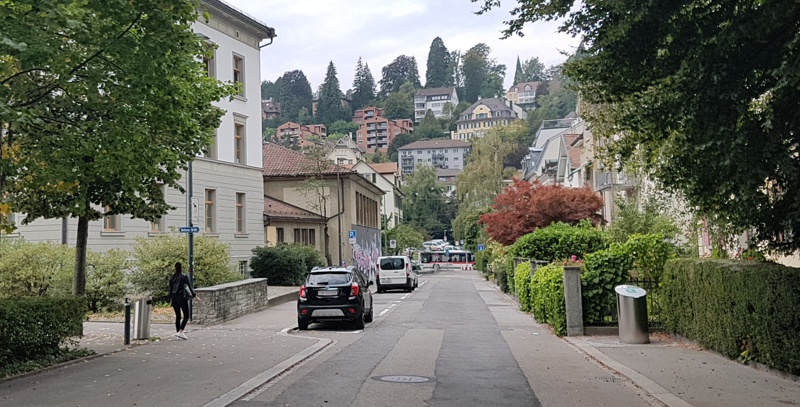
477,244 -> 486,251
348,230 -> 357,244
389,239 -> 397,249
179,226 -> 200,233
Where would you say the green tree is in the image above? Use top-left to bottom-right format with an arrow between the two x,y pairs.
448,50 -> 465,101
378,55 -> 421,98
351,58 -> 376,111
605,196 -> 681,244
425,37 -> 451,88
520,57 -> 546,82
274,70 -> 313,122
387,133 -> 418,162
382,82 -> 416,120
261,80 -> 280,100
85,249 -> 129,312
329,120 -> 360,136
297,106 -> 313,125
461,44 -> 504,102
316,61 -> 349,126
415,110 -> 449,139
402,165 -> 449,237
1,0 -> 236,295
513,56 -> 524,85
386,224 -> 425,255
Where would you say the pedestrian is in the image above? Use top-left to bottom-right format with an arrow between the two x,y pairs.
168,262 -> 197,340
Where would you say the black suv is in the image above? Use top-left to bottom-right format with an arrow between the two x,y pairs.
297,266 -> 374,330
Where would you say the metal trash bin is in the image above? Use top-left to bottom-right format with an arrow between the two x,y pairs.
615,285 -> 649,344
132,298 -> 153,340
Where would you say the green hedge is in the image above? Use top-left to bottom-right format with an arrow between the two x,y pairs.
0,297 -> 85,365
663,259 -> 800,375
581,243 -> 633,325
250,244 -> 326,286
511,221 -> 607,262
530,264 -> 566,336
514,262 -> 532,311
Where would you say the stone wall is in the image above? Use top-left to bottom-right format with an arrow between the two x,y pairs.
192,278 -> 269,325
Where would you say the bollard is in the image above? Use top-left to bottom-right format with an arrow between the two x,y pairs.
124,298 -> 131,346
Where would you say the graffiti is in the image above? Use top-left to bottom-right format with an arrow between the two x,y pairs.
351,225 -> 381,282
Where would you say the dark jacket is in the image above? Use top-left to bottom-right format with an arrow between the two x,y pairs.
168,273 -> 196,300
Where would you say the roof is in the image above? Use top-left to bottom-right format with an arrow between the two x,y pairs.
262,143 -> 354,176
462,98 -> 513,115
263,196 -> 325,221
202,0 -> 275,39
368,162 -> 398,175
416,87 -> 456,96
508,81 -> 541,92
436,169 -> 462,177
398,139 -> 471,150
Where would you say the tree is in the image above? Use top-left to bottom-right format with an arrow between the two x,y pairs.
460,44 -> 504,102
274,70 -> 313,122
329,120 -> 359,136
479,179 -> 604,245
1,0 -> 235,295
387,133 -> 417,162
425,37 -> 451,88
415,110 -> 448,139
386,224 -> 425,255
447,50 -> 464,101
605,196 -> 681,244
297,106 -> 313,125
478,0 -> 800,252
261,80 -> 280,100
378,55 -> 421,98
298,147 -> 337,265
316,61 -> 349,126
520,57 -> 546,82
401,165 -> 449,237
382,82 -> 415,120
513,56 -> 524,85
351,58 -> 376,111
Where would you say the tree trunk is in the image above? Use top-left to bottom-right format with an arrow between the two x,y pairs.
73,215 -> 89,296
324,225 -> 332,266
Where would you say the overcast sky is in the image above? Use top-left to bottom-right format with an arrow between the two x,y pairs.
226,0 -> 582,92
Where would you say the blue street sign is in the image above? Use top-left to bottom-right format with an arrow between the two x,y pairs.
179,226 -> 200,233
348,230 -> 357,239
445,249 -> 450,256
477,244 -> 486,251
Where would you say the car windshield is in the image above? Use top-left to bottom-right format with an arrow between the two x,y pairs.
380,258 -> 405,270
307,272 -> 350,285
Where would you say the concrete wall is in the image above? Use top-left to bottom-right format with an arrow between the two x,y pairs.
192,278 -> 269,325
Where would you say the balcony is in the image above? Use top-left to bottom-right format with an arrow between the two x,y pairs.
594,170 -> 636,191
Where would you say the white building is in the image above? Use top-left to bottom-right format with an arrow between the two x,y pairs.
8,0 -> 275,273
414,87 -> 459,122
398,139 -> 471,175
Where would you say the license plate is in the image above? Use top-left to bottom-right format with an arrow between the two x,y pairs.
317,289 -> 338,297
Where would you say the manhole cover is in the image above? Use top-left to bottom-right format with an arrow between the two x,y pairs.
374,375 -> 431,383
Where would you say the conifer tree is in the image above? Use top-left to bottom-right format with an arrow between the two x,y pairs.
317,61 -> 349,125
351,58 -> 376,111
425,37 -> 451,88
513,56 -> 524,85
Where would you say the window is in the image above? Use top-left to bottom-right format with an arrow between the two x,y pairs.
454,157 -> 459,161
205,129 -> 218,160
103,207 -> 120,231
233,54 -> 244,96
203,52 -> 215,78
235,193 -> 246,233
417,150 -> 422,154
277,227 -> 285,243
205,189 -> 216,232
234,121 -> 245,164
238,260 -> 248,275
292,228 -> 315,245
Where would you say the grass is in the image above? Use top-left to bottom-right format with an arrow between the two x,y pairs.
1,348 -> 95,381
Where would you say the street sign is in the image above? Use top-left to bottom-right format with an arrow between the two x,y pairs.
477,244 -> 486,251
389,239 -> 397,249
179,226 -> 200,233
348,230 -> 357,244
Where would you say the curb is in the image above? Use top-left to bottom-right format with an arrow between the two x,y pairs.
267,291 -> 297,307
565,337 -> 693,407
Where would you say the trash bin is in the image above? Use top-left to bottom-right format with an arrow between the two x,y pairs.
132,298 -> 153,340
615,285 -> 649,344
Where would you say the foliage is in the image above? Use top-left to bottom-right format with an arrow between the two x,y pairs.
129,234 -> 240,300
1,347 -> 93,380
488,248 -> 513,293
382,82 -> 416,120
452,206 -> 489,251
529,264 -> 566,336
662,259 -> 800,376
85,249 -> 130,312
261,80 -> 280,100
605,196 -> 681,244
317,61 -> 350,125
328,120 -> 360,137
366,152 -> 390,163
0,296 -> 85,367
273,70 -> 314,123
415,110 -> 449,139
386,224 -> 425,255
461,43 -> 506,102
514,262 -> 533,311
387,132 -> 417,162
514,56 -> 546,84
511,221 -> 607,262
401,165 -> 450,237
0,241 -> 74,297
625,234 -> 674,280
581,244 -> 633,325
350,58 -> 377,111
481,179 -> 604,245
250,244 -> 325,286
378,55 -> 421,98
425,37 -> 451,88
738,247 -> 767,262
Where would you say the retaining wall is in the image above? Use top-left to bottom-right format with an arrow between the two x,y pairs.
192,278 -> 269,325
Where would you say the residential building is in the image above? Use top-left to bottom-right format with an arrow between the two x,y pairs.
262,143 -> 384,277
353,107 -> 384,125
398,139 -> 471,175
354,107 -> 413,154
324,137 -> 365,166
276,122 -> 327,148
7,0 -> 274,272
506,82 -> 541,108
261,97 -> 281,120
263,196 -> 326,250
436,169 -> 461,197
367,163 -> 403,228
451,98 -> 526,140
414,87 -> 459,122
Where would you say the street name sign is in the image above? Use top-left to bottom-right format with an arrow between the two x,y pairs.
179,226 -> 200,233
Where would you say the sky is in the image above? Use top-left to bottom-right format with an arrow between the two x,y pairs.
226,0 -> 582,92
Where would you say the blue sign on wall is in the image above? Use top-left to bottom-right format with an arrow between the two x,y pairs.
477,244 -> 486,251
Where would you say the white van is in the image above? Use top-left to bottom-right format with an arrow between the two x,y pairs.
375,255 -> 418,293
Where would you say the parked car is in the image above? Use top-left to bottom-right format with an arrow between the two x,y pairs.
297,266 -> 373,330
376,255 -> 417,293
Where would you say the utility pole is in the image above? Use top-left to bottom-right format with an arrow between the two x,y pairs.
187,161 -> 194,320
337,163 -> 343,266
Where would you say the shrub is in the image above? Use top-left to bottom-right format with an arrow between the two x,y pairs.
663,259 -> 800,375
511,221 -> 607,262
514,262 -> 532,311
489,250 -> 513,293
0,241 -> 74,298
581,243 -> 633,325
529,264 -> 566,336
85,249 -> 130,312
625,233 -> 674,279
250,244 -> 325,286
0,296 -> 85,366
129,234 -> 240,300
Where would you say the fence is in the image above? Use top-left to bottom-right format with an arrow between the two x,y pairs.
584,278 -> 662,328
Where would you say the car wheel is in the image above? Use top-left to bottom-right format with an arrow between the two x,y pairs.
298,317 -> 309,331
354,312 -> 365,330
364,305 -> 373,323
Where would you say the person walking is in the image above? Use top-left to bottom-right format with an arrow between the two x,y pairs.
168,262 -> 197,340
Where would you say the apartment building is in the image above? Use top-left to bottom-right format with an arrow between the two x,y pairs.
506,82 -> 541,108
261,97 -> 281,119
451,98 -> 526,140
398,139 -> 471,175
8,0 -> 275,271
414,87 -> 459,122
354,107 -> 413,154
276,122 -> 328,148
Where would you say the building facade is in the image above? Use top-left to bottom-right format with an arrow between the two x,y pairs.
276,122 -> 328,148
354,107 -> 413,154
261,97 -> 281,120
506,82 -> 541,108
451,98 -> 525,140
398,139 -> 471,175
7,0 -> 275,272
414,87 -> 459,122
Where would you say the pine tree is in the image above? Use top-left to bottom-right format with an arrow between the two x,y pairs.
425,37 -> 450,88
317,61 -> 348,125
351,58 -> 376,111
513,56 -> 524,85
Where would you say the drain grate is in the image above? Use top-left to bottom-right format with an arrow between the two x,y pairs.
374,375 -> 432,383
597,376 -> 623,383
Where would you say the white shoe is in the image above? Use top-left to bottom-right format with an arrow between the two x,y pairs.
177,332 -> 188,340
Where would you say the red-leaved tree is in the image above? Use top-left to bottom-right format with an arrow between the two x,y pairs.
479,179 -> 604,245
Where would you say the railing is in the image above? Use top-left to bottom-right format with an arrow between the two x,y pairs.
594,170 -> 636,191
584,278 -> 662,328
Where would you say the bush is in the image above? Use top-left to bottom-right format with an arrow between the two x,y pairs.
250,244 -> 325,286
529,264 -> 566,336
662,259 -> 800,375
86,249 -> 130,312
0,241 -> 74,298
581,243 -> 633,325
511,221 -> 607,262
0,296 -> 85,366
625,233 -> 674,279
514,262 -> 532,311
489,250 -> 513,293
129,234 -> 240,300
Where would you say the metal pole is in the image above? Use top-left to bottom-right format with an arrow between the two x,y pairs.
61,217 -> 68,245
337,164 -> 342,266
188,161 -> 194,320
123,298 -> 131,346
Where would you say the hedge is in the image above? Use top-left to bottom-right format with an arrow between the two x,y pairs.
0,296 -> 85,366
511,221 -> 607,262
250,244 -> 325,286
581,243 -> 633,325
530,264 -> 566,336
663,259 -> 800,375
514,262 -> 532,311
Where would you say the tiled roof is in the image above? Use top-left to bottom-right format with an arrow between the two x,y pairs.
369,162 -> 398,175
416,87 -> 456,96
263,196 -> 325,221
508,81 -> 541,92
398,139 -> 471,150
262,142 -> 354,176
462,98 -> 513,115
436,168 -> 462,177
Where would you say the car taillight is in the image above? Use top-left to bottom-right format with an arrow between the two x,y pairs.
350,282 -> 359,297
299,285 -> 306,299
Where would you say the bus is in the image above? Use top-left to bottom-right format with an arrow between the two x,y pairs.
418,249 -> 475,273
